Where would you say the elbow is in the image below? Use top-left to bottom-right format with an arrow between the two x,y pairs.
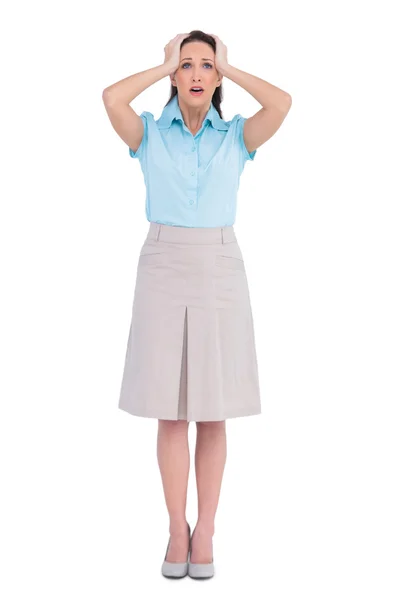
102,88 -> 116,105
277,94 -> 292,114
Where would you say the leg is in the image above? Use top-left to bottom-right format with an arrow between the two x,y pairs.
157,418 -> 191,562
190,420 -> 227,563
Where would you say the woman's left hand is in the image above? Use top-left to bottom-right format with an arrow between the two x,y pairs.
210,34 -> 229,74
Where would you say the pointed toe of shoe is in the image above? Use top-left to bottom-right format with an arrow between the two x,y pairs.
161,560 -> 189,578
188,559 -> 214,579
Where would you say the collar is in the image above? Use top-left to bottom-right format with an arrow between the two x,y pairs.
156,94 -> 229,131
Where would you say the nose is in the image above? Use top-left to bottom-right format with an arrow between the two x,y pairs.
192,69 -> 202,81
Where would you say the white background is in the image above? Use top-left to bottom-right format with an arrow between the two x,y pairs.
1,0 -> 399,598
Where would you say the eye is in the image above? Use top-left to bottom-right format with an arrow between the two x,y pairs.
182,62 -> 213,69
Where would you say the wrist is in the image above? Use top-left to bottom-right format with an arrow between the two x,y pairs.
163,61 -> 177,76
218,62 -> 230,77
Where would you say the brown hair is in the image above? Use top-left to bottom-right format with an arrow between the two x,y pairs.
164,30 -> 224,119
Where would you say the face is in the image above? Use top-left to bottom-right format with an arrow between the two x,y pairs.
171,41 -> 221,106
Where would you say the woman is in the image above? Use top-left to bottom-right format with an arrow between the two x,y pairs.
102,30 -> 291,579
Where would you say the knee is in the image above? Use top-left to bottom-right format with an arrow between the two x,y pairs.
196,420 -> 226,432
158,418 -> 189,434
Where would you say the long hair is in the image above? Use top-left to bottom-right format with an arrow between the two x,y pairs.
164,30 -> 224,119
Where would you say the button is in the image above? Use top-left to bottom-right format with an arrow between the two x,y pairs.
189,200 -> 194,205
190,171 -> 195,176
191,147 -> 196,152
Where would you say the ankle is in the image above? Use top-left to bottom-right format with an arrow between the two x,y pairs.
169,518 -> 189,536
194,520 -> 215,536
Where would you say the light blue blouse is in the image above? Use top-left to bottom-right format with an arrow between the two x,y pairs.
129,94 -> 256,227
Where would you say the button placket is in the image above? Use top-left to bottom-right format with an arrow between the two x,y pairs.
187,142 -> 197,208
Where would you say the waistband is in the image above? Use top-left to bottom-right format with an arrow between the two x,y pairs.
146,222 -> 237,245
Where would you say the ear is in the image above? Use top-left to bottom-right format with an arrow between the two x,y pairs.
170,74 -> 177,87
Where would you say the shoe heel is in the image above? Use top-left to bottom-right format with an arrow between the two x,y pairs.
161,522 -> 191,579
187,529 -> 215,579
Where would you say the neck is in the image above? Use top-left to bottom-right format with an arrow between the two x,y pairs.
178,97 -> 210,131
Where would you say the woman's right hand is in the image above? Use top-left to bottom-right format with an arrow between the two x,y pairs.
164,34 -> 190,75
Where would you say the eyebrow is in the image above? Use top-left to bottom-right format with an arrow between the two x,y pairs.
180,57 -> 214,62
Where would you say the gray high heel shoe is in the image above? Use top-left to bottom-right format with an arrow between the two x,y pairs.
161,522 -> 191,578
188,528 -> 214,579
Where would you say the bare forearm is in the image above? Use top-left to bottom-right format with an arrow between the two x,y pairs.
102,63 -> 171,105
219,63 -> 291,111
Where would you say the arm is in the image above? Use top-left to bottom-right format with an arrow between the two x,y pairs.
219,63 -> 292,153
102,63 -> 171,105
102,63 -> 171,152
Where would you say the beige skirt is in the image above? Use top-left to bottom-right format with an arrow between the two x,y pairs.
118,222 -> 261,422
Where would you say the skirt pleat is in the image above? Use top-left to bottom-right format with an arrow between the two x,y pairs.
118,222 -> 261,422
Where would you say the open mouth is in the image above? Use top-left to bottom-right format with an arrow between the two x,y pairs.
189,87 -> 204,96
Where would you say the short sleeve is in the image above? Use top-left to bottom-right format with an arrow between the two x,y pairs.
235,115 -> 257,163
128,111 -> 151,160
